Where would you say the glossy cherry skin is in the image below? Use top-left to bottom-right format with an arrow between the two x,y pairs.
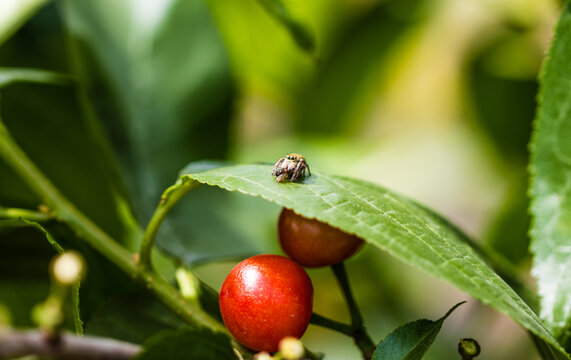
219,254 -> 313,352
278,208 -> 365,267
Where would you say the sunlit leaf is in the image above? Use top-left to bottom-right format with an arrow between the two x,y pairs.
529,2 -> 571,345
0,0 -> 48,46
255,0 -> 314,52
296,0 -> 427,134
179,163 -> 569,358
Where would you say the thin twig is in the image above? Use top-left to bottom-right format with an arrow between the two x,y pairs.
139,177 -> 200,273
310,313 -> 353,335
331,263 -> 376,360
0,330 -> 140,360
0,206 -> 55,222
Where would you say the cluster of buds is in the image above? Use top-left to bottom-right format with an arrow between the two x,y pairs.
254,337 -> 305,360
33,251 -> 85,332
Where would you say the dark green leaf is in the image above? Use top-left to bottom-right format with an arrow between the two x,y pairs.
0,82 -> 139,249
179,163 -> 569,358
61,0 -> 235,204
372,302 -> 464,360
529,2 -> 571,342
466,30 -> 539,162
196,277 -> 223,323
135,326 -> 237,360
0,220 -> 53,327
0,218 -> 63,252
531,332 -> 571,360
0,4 -> 140,249
61,0 -> 238,257
156,186 -> 279,261
0,0 -> 49,46
85,290 -> 186,344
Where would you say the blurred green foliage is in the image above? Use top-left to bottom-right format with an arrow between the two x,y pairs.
0,0 -> 562,359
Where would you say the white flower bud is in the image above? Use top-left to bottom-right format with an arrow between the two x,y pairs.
279,336 -> 305,360
52,251 -> 84,285
254,351 -> 273,360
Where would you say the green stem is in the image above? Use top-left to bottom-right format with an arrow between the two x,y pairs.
0,207 -> 54,222
0,118 -> 226,334
331,262 -> 376,360
331,263 -> 363,328
310,313 -> 353,335
139,178 -> 200,273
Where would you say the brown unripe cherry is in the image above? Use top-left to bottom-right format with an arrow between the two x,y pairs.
278,208 -> 364,267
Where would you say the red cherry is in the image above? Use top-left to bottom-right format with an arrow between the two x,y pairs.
219,254 -> 313,352
278,208 -> 365,267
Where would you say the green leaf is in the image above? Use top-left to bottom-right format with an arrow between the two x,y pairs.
372,302 -> 464,360
135,326 -> 237,360
61,0 -> 237,256
466,30 -> 539,162
0,4 -> 141,249
85,290 -> 186,344
0,218 -> 63,253
531,333 -> 571,360
0,0 -> 48,46
529,2 -> 571,342
296,1 -> 426,134
254,0 -> 314,53
61,0 -> 235,201
179,163 -> 569,358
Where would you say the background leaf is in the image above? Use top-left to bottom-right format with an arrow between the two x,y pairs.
372,302 -> 464,360
135,326 -> 237,360
60,0 -> 243,259
85,290 -> 186,344
0,0 -> 48,46
254,0 -> 315,53
180,163 -> 569,358
296,0 -> 427,134
61,0 -> 235,208
0,4 -> 139,249
529,1 -> 571,346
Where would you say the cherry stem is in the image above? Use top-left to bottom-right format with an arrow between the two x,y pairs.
139,177 -> 200,273
310,313 -> 353,335
0,206 -> 55,222
331,262 -> 376,360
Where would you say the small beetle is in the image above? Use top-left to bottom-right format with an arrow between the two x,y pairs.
272,154 -> 311,183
